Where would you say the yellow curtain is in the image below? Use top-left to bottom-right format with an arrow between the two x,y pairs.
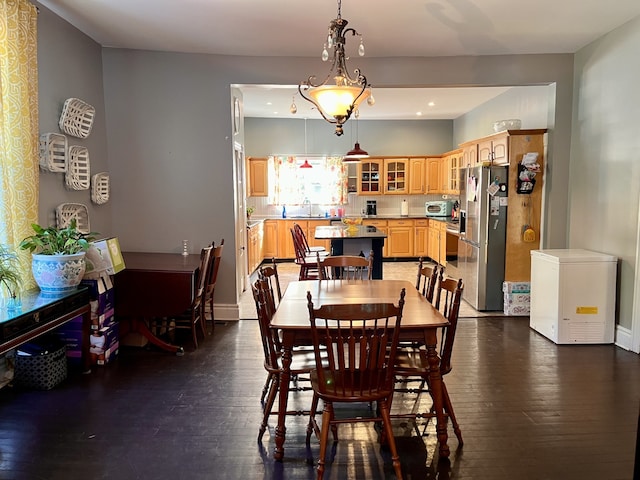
0,0 -> 39,289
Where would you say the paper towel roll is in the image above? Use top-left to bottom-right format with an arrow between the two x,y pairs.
401,199 -> 408,217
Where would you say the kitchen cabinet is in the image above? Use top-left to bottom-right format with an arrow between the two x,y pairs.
425,157 -> 441,194
277,220 -> 298,259
247,222 -> 264,273
363,219 -> 388,258
263,220 -> 278,259
427,219 -> 447,266
358,159 -> 383,194
346,163 -> 358,194
414,219 -> 429,257
383,158 -> 409,194
443,149 -> 462,194
478,132 -> 508,165
387,219 -> 414,257
461,143 -> 478,169
306,219 -> 331,252
408,158 -> 425,194
247,157 -> 268,197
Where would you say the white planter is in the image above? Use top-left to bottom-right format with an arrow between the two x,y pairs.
31,252 -> 86,295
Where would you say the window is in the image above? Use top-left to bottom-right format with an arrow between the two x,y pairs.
267,156 -> 348,206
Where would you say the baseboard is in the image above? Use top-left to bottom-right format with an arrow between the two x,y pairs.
213,303 -> 240,321
615,324 -> 633,351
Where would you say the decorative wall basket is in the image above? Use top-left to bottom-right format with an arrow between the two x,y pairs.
65,145 -> 90,190
39,133 -> 67,172
91,172 -> 110,205
59,97 -> 95,138
56,203 -> 90,234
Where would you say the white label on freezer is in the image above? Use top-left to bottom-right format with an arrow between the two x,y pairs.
499,197 -> 508,206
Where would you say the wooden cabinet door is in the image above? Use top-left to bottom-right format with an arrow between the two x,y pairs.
387,219 -> 414,257
425,157 -> 441,193
306,220 -> 331,252
462,144 -> 478,168
263,220 -> 278,258
408,158 -> 425,194
384,158 -> 409,194
448,150 -> 462,194
277,220 -> 299,259
414,219 -> 429,257
491,134 -> 509,165
438,222 -> 447,267
358,160 -> 383,195
478,139 -> 493,164
247,157 -> 268,197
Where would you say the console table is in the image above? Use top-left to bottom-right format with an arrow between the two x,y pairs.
0,287 -> 91,373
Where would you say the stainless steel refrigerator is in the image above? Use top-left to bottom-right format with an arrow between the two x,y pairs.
458,165 -> 508,311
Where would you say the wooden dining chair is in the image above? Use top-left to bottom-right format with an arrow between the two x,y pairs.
252,278 -> 318,442
392,273 -> 464,444
317,251 -> 373,280
259,258 -> 282,311
305,289 -> 406,480
204,238 -> 224,334
291,227 -> 322,280
415,257 -> 439,302
168,245 -> 213,349
293,222 -> 328,257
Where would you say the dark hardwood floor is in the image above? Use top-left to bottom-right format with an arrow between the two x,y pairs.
0,317 -> 638,479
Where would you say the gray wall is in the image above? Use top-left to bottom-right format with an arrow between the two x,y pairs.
245,118 -> 454,157
569,16 -> 640,330
35,4 -> 576,314
36,4 -> 112,235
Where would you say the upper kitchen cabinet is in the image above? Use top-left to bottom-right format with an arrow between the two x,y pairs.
357,159 -> 383,195
478,132 -> 508,165
425,157 -> 441,194
442,149 -> 462,194
408,157 -> 426,194
461,142 -> 478,169
383,158 -> 409,194
247,157 -> 268,197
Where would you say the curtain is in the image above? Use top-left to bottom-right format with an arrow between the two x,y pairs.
0,0 -> 39,289
268,155 -> 348,206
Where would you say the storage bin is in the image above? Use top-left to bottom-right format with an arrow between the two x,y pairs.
14,341 -> 67,390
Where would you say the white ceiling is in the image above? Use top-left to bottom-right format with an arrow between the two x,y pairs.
38,0 -> 640,120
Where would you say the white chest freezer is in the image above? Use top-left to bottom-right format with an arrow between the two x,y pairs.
530,249 -> 617,344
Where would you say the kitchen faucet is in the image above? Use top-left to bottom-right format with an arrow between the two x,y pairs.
303,198 -> 312,217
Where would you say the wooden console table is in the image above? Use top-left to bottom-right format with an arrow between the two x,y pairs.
0,287 -> 91,373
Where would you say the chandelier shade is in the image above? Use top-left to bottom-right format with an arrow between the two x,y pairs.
297,0 -> 372,136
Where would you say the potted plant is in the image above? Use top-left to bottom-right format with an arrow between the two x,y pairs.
20,219 -> 98,295
0,245 -> 22,309
246,206 -> 255,219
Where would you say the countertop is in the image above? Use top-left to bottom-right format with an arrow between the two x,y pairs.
248,215 -> 460,232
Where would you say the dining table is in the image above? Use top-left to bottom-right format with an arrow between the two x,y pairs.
269,278 -> 451,461
114,251 -> 202,355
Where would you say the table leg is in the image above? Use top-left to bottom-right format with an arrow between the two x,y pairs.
274,335 -> 293,461
119,316 -> 185,355
424,329 -> 450,458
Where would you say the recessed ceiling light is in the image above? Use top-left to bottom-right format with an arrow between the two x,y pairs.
428,101 -> 435,107
266,101 -> 273,106
416,111 -> 423,116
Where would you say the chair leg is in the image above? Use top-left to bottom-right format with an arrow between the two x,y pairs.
378,398 -> 403,480
208,296 -> 215,334
259,372 -> 279,441
191,314 -> 199,349
306,392 -> 321,445
260,372 -> 276,406
316,402 -> 333,480
442,382 -> 463,445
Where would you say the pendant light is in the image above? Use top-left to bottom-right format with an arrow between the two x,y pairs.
300,118 -> 313,168
343,109 -> 368,163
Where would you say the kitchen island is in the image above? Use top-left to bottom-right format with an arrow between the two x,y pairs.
314,225 -> 387,279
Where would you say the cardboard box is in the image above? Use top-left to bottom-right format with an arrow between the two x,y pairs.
504,303 -> 530,316
81,275 -> 115,329
52,315 -> 84,367
90,323 -> 119,366
84,237 -> 125,278
503,281 -> 531,294
504,292 -> 531,305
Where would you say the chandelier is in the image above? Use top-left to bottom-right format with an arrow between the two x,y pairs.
298,0 -> 372,136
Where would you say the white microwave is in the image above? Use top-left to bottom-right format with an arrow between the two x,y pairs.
425,201 -> 453,217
